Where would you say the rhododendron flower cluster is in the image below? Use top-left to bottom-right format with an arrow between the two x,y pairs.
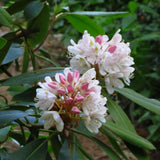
68,29 -> 135,94
35,68 -> 107,134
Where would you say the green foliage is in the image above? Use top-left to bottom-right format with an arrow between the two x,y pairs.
5,138 -> 48,160
0,126 -> 11,143
0,6 -> 13,28
65,14 -> 105,37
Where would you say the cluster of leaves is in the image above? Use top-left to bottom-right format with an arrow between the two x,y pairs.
0,0 -> 160,160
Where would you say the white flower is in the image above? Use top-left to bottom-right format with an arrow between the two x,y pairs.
41,111 -> 64,131
35,88 -> 56,110
36,68 -> 107,133
68,29 -> 135,94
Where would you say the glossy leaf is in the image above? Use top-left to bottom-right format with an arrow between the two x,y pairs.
22,43 -> 30,73
28,5 -> 50,47
72,129 -> 121,160
66,11 -> 128,16
1,69 -> 63,86
0,126 -> 11,143
77,145 -> 94,160
103,121 -> 155,150
5,138 -> 48,160
0,110 -> 28,127
7,85 -> 30,96
24,1 -> 44,20
100,127 -> 128,160
0,41 -> 12,66
115,88 -> 160,115
50,134 -> 63,159
106,95 -> 136,133
7,0 -> 33,14
2,43 -> 24,65
58,139 -> 81,160
12,86 -> 36,103
0,6 -> 13,28
0,37 -> 7,49
65,14 -> 105,37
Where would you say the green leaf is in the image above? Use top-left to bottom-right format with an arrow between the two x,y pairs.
7,85 -> 30,96
24,1 -> 44,20
1,68 -> 63,86
106,95 -> 136,133
7,0 -> 33,15
2,43 -> 24,65
0,110 -> 28,127
0,37 -> 7,49
72,129 -> 121,160
139,4 -> 158,16
100,127 -> 128,160
132,32 -> 160,42
50,134 -> 63,159
122,14 -> 137,30
12,86 -> 36,103
35,54 -> 61,67
0,126 -> 11,143
103,121 -> 155,150
125,142 -> 150,160
0,41 -> 12,66
128,1 -> 138,13
77,145 -> 94,160
65,14 -> 105,37
115,88 -> 160,115
22,43 -> 30,73
28,5 -> 50,47
5,138 -> 48,160
66,11 -> 128,16
0,6 -> 13,28
58,139 -> 81,160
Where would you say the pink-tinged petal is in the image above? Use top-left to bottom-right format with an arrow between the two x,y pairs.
85,89 -> 95,95
66,97 -> 73,103
47,82 -> 57,89
67,85 -> 74,93
57,87 -> 65,95
81,82 -> 89,90
108,45 -> 117,53
95,35 -> 103,44
59,75 -> 66,84
67,72 -> 73,83
75,95 -> 84,102
71,107 -> 81,114
73,70 -> 79,81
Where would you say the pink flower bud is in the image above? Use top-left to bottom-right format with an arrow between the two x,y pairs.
75,95 -> 84,102
95,35 -> 103,44
67,85 -> 74,93
71,107 -> 81,114
47,82 -> 57,89
73,70 -> 79,81
81,82 -> 89,90
57,87 -> 65,95
66,97 -> 73,103
59,75 -> 66,84
67,72 -> 73,83
108,45 -> 117,53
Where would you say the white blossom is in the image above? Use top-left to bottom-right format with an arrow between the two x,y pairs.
68,29 -> 135,94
